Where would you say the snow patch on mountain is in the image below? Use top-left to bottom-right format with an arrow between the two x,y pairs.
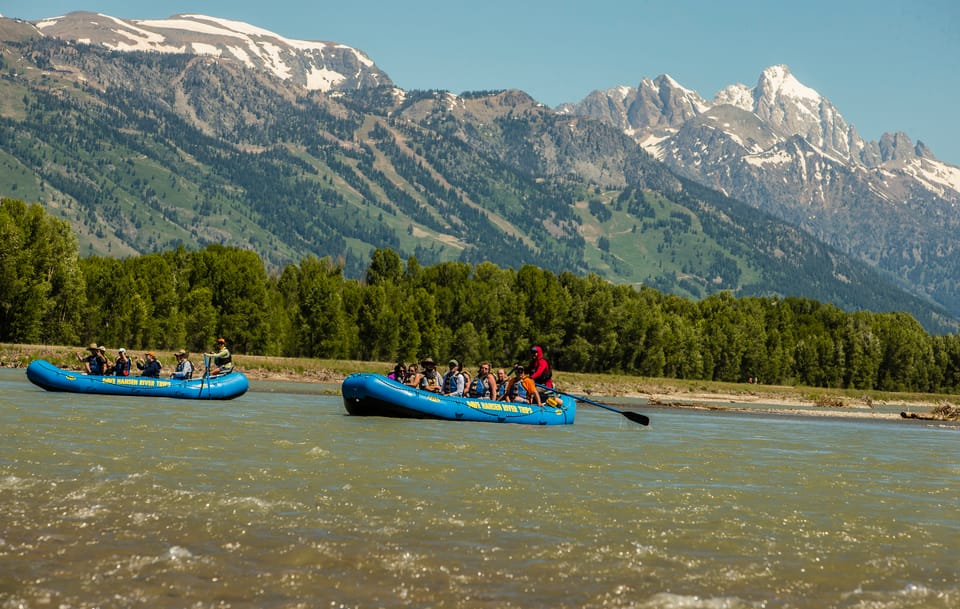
761,64 -> 820,103
32,12 -> 386,93
901,158 -> 960,196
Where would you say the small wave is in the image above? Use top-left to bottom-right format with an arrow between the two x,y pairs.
167,545 -> 193,561
0,474 -> 33,490
841,582 -> 959,608
635,592 -> 761,608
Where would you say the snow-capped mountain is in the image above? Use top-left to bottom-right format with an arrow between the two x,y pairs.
7,10 -> 960,321
31,11 -> 392,93
561,65 -> 960,196
559,65 -> 960,316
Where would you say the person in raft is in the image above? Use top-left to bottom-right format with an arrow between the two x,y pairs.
417,358 -> 443,392
442,359 -> 465,396
467,361 -> 498,399
500,365 -> 542,407
527,345 -> 553,389
76,342 -> 107,375
136,352 -> 162,378
171,349 -> 194,380
205,338 -> 233,376
113,347 -> 132,376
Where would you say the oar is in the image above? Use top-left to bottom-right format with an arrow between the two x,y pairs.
538,383 -> 650,426
199,354 -> 210,398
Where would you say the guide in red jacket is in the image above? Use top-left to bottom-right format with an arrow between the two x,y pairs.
528,345 -> 553,389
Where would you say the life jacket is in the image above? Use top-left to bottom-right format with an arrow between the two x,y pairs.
114,356 -> 131,376
468,376 -> 490,399
503,377 -> 521,400
175,360 -> 194,380
530,358 -> 552,385
88,355 -> 104,375
214,350 -> 232,367
515,378 -> 528,399
443,371 -> 462,395
419,371 -> 441,390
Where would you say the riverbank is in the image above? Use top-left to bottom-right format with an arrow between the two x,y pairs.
4,342 -> 958,422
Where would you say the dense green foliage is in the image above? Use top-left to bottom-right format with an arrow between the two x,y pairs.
4,198 -> 960,393
1,37 -> 957,334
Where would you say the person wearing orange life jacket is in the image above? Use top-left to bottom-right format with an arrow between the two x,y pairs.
500,365 -> 541,406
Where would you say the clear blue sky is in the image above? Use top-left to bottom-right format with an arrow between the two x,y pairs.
7,0 -> 960,165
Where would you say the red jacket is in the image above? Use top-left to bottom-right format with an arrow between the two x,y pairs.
528,345 -> 553,388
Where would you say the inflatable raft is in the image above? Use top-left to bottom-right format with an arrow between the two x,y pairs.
26,359 -> 249,400
341,372 -> 575,425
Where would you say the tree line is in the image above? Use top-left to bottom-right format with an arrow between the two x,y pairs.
3,198 -> 960,393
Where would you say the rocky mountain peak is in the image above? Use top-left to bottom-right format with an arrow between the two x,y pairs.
713,83 -> 754,111
750,65 -> 859,161
561,63 -> 960,323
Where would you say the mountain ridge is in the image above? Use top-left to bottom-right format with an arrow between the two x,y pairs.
559,64 -> 960,320
1,13 -> 958,333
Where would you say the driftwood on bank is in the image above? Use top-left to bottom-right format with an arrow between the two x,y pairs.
900,403 -> 960,421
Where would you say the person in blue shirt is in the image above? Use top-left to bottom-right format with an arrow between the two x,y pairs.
136,352 -> 162,378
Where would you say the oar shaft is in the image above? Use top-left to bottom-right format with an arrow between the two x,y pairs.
537,383 -> 650,426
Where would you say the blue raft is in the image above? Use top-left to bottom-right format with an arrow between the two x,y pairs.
26,359 -> 249,400
341,372 -> 575,425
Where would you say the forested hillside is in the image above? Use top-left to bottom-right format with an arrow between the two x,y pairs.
4,198 -> 960,393
0,34 -> 956,334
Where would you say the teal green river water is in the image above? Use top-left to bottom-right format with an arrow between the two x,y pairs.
1,369 -> 957,608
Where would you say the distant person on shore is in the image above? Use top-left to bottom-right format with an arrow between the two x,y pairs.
76,342 -> 106,375
114,348 -> 131,376
205,338 -> 233,376
171,350 -> 194,380
136,352 -> 162,378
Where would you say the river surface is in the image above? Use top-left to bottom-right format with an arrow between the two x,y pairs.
1,368 -> 958,608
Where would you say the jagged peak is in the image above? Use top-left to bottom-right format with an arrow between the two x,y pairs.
713,83 -> 754,111
756,64 -> 821,103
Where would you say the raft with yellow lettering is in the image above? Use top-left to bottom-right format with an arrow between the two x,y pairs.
25,359 -> 249,400
341,372 -> 575,425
